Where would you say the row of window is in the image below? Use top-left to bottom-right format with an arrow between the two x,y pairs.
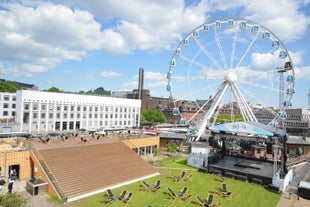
2,103 -> 16,109
2,111 -> 15,116
0,95 -> 16,101
29,112 -> 135,119
24,103 -> 136,113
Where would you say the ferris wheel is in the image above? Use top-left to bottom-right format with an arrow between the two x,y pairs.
166,18 -> 295,140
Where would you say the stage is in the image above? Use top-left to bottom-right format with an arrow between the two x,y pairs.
207,156 -> 275,185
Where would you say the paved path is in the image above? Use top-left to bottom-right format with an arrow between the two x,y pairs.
275,161 -> 310,207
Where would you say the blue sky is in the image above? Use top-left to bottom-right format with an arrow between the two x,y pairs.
0,0 -> 309,109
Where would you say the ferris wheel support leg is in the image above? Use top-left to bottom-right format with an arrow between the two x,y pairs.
194,82 -> 229,141
231,83 -> 257,122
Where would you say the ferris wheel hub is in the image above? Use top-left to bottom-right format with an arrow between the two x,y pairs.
225,72 -> 237,83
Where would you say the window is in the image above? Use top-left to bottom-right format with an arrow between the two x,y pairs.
41,113 -> 46,119
3,111 -> 8,116
11,111 -> 15,116
12,104 -> 16,108
33,104 -> 38,110
33,113 -> 37,119
24,104 -> 29,110
12,96 -> 16,101
41,104 -> 46,110
71,106 -> 74,111
3,103 -> 9,108
4,95 -> 9,101
49,113 -> 53,118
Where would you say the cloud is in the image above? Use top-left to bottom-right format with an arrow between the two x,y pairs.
0,1 -> 105,76
144,72 -> 166,81
294,65 -> 310,81
210,0 -> 310,41
100,71 -> 122,78
122,81 -> 137,89
0,0 -> 309,81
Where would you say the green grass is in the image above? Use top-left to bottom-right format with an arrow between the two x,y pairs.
75,157 -> 281,207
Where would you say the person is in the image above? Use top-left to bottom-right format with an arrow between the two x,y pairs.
10,169 -> 17,181
0,176 -> 5,193
8,178 -> 14,193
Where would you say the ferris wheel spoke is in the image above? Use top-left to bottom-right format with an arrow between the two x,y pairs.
175,81 -> 223,102
237,84 -> 278,117
238,79 -> 280,93
179,55 -> 210,72
192,37 -> 225,71
229,27 -> 238,69
236,31 -> 260,68
214,28 -> 228,69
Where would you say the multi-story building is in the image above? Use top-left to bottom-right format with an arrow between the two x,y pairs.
255,108 -> 310,136
0,92 -> 17,124
0,90 -> 141,133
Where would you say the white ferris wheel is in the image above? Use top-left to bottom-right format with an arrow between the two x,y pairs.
166,18 -> 295,140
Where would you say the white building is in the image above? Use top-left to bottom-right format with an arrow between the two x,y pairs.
1,90 -> 141,133
0,92 -> 16,122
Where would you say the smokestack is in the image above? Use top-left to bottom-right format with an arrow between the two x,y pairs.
138,68 -> 144,99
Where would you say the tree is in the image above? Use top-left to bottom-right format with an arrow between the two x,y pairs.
43,87 -> 62,93
167,142 -> 178,153
0,192 -> 29,207
0,81 -> 21,93
140,108 -> 166,126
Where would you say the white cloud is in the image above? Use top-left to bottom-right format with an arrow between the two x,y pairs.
100,71 -> 122,78
211,0 -> 310,41
294,66 -> 310,80
122,81 -> 137,89
0,1 -> 105,76
144,72 -> 166,81
0,0 -> 309,81
251,52 -> 278,68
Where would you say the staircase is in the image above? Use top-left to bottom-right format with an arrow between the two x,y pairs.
38,142 -> 159,202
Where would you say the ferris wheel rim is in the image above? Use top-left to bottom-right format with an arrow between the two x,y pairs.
167,18 -> 295,129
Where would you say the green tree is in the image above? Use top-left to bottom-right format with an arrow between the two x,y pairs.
86,89 -> 94,95
43,87 -> 62,93
210,113 -> 244,124
0,192 -> 29,207
0,81 -> 21,92
140,108 -> 166,126
166,142 -> 178,153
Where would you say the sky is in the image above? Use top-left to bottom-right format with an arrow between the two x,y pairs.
0,0 -> 309,109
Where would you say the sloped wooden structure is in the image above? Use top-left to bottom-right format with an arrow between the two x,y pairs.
38,142 -> 159,202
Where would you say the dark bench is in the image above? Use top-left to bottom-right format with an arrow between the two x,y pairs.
251,178 -> 263,185
236,174 -> 247,182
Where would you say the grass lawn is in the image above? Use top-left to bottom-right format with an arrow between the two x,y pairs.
75,156 -> 281,207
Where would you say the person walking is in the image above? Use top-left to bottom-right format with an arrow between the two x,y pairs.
8,178 -> 14,193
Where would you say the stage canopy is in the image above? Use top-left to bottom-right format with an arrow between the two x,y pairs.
209,121 -> 275,137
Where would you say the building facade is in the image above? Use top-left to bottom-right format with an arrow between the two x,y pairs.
0,92 -> 16,124
0,90 -> 141,133
255,108 -> 310,136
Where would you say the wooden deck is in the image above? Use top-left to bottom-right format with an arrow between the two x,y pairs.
38,142 -> 159,201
